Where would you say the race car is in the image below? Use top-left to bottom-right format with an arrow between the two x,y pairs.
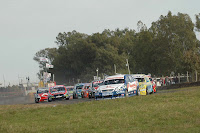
132,74 -> 153,95
65,86 -> 74,99
95,74 -> 139,99
34,87 -> 49,103
88,80 -> 104,99
81,83 -> 91,98
73,83 -> 86,99
146,75 -> 157,93
48,85 -> 70,102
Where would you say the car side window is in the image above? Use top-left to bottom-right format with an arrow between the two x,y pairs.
126,76 -> 130,83
145,77 -> 150,82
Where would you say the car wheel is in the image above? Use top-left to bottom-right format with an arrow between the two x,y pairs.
89,93 -> 91,99
48,97 -> 52,102
137,88 -> 140,96
125,90 -> 129,97
146,88 -> 149,95
66,98 -> 69,100
73,93 -> 77,99
35,98 -> 39,103
74,93 -> 78,99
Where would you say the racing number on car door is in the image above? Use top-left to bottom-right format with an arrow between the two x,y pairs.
128,82 -> 136,92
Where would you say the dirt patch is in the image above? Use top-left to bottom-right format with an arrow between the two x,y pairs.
0,95 -> 34,105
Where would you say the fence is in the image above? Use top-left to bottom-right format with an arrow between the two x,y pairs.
154,71 -> 200,87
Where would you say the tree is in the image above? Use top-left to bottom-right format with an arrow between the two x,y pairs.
195,13 -> 200,32
33,48 -> 58,80
149,11 -> 199,75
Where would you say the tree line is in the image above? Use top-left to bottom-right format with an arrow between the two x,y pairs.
34,11 -> 200,84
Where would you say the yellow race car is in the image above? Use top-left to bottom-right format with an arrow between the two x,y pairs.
132,74 -> 153,95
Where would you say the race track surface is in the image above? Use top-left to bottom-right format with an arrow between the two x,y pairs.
0,85 -> 199,105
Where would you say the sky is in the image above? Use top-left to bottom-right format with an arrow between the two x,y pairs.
0,0 -> 200,86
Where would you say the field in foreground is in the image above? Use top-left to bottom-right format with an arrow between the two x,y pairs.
0,87 -> 200,133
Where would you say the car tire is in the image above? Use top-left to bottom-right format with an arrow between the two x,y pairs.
125,90 -> 129,97
35,98 -> 39,103
89,93 -> 91,99
73,93 -> 77,99
74,93 -> 78,99
66,98 -> 69,100
137,88 -> 140,96
146,88 -> 149,95
48,97 -> 52,102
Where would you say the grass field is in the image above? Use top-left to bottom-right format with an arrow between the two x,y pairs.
0,86 -> 200,133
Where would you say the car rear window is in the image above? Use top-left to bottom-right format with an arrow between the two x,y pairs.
104,79 -> 125,85
67,87 -> 73,91
76,85 -> 83,90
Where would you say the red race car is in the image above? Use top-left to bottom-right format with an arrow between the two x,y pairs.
81,83 -> 91,98
88,80 -> 104,99
48,85 -> 70,102
146,75 -> 157,93
34,87 -> 49,103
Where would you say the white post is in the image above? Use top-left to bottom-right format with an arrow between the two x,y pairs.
3,75 -> 5,88
126,59 -> 130,75
114,64 -> 116,74
96,68 -> 99,78
178,73 -> 180,83
187,71 -> 189,82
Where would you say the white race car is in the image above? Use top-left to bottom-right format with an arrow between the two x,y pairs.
95,74 -> 139,99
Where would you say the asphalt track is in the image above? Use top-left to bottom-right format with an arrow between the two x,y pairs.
0,86 -> 198,105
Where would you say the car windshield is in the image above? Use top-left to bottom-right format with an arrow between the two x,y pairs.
92,81 -> 103,87
93,84 -> 98,87
136,78 -> 144,82
66,87 -> 73,91
84,86 -> 90,89
50,87 -> 65,93
104,79 -> 124,85
76,85 -> 83,90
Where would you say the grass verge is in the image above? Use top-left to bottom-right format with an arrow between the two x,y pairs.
0,86 -> 200,133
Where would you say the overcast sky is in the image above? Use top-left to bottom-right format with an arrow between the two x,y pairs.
0,0 -> 199,86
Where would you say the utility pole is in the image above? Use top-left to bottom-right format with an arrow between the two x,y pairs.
126,59 -> 130,74
96,68 -> 99,78
3,75 -> 5,88
114,64 -> 116,74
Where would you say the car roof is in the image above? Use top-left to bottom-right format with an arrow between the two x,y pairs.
50,85 -> 65,89
83,83 -> 91,86
75,83 -> 87,86
37,87 -> 48,90
132,74 -> 145,78
105,74 -> 125,81
65,86 -> 74,88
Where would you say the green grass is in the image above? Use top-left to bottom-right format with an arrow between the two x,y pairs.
0,86 -> 200,133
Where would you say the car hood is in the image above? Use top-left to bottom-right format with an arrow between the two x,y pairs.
38,93 -> 48,97
97,84 -> 124,91
138,82 -> 145,85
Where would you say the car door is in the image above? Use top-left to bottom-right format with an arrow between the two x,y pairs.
126,75 -> 137,93
145,77 -> 152,93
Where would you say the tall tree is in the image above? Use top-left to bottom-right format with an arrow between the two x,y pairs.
149,11 -> 199,75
